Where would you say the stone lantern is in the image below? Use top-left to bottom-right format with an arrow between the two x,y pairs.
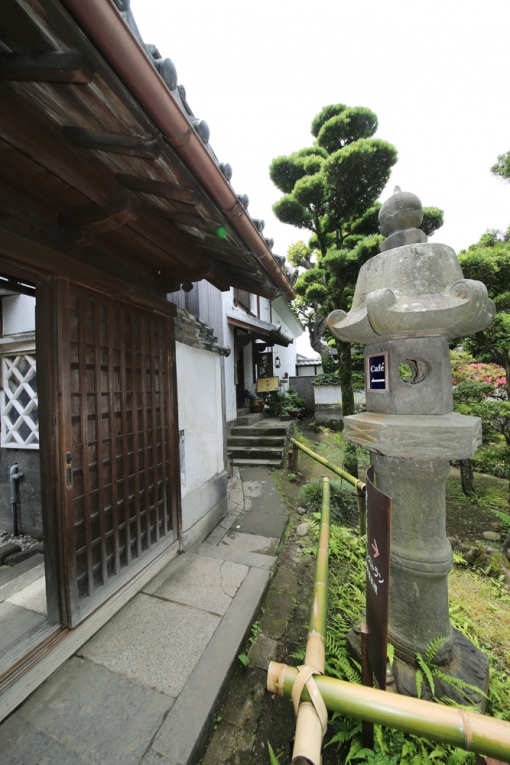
328,187 -> 494,702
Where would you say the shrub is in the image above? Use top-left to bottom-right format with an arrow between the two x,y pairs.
299,479 -> 358,526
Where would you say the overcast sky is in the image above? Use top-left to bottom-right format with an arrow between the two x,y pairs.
132,0 -> 509,354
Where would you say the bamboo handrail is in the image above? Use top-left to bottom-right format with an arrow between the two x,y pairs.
290,437 -> 367,534
291,476 -> 331,765
268,662 -> 510,761
290,438 -> 365,491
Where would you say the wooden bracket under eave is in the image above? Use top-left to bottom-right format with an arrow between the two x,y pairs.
57,190 -> 140,248
158,258 -> 231,293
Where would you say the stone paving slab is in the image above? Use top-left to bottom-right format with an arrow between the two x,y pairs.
0,465 -> 289,765
143,553 -> 248,615
79,592 -> 220,697
196,542 -> 276,570
0,554 -> 45,591
0,560 -> 45,603
220,531 -> 279,556
6,575 -> 46,615
0,602 -> 47,657
150,567 -> 271,765
0,657 -> 172,765
235,511 -> 288,539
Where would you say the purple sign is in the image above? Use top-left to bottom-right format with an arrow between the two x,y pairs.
367,352 -> 388,391
365,465 -> 392,690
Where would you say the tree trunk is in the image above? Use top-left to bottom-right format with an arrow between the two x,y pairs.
308,313 -> 328,357
459,458 -> 475,496
336,339 -> 358,478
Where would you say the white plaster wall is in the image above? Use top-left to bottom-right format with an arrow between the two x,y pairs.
176,342 -> 224,498
271,304 -> 298,382
314,385 -> 342,405
3,295 -> 36,335
222,291 -> 237,423
297,366 -> 322,377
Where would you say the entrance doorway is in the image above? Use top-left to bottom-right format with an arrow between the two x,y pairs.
0,272 -> 50,679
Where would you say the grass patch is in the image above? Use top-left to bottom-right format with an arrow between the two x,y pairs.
299,479 -> 359,527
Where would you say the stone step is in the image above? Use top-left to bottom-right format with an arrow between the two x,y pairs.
230,426 -> 288,437
232,458 -> 283,467
236,412 -> 264,426
236,407 -> 250,417
227,436 -> 286,448
227,446 -> 284,461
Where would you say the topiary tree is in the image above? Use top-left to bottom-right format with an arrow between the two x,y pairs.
271,104 -> 444,474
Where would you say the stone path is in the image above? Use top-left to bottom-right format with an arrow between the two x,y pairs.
0,468 -> 288,765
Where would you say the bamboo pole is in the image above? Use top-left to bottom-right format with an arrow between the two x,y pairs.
290,438 -> 365,492
291,477 -> 331,765
268,663 -> 510,761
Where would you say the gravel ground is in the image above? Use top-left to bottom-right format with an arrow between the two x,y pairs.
0,530 -> 40,551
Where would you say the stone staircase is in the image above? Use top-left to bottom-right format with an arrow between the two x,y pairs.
227,408 -> 291,467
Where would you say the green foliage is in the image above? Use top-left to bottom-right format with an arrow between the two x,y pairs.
260,386 -> 305,416
491,150 -> 510,182
238,653 -> 249,666
421,206 -> 445,237
351,370 -> 365,390
458,228 -> 510,401
299,479 -> 358,525
267,741 -> 280,765
308,522 -> 484,764
311,103 -> 348,138
313,372 -> 341,386
324,138 -> 397,223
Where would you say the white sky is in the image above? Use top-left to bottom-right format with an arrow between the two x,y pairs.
132,0 -> 510,356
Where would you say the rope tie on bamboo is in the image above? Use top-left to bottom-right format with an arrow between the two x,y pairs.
291,665 -> 328,736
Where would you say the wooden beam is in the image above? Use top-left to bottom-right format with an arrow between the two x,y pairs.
0,225 -> 177,317
129,207 -> 208,268
0,52 -> 94,83
62,127 -> 161,159
117,173 -> 197,205
156,209 -> 223,234
58,190 -> 140,246
227,272 -> 278,300
184,232 -> 248,257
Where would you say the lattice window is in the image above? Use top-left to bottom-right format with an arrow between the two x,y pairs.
1,354 -> 39,449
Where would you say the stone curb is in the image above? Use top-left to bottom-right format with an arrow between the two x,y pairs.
150,566 -> 272,764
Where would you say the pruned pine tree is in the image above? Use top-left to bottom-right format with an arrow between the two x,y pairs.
270,104 -> 443,475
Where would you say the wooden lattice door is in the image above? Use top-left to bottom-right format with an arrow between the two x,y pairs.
55,278 -> 180,626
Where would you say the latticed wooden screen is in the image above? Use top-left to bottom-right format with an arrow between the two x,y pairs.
60,283 -> 178,614
1,353 -> 39,448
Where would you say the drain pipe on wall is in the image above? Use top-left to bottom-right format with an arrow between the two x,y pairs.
10,463 -> 23,537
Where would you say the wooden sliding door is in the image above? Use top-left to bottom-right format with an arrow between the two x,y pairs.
54,278 -> 180,627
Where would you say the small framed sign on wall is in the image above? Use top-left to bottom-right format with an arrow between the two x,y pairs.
366,351 -> 388,392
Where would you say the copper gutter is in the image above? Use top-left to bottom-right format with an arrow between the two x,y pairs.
61,0 -> 296,301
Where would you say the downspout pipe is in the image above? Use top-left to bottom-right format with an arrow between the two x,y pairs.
61,0 -> 296,302
10,463 -> 23,537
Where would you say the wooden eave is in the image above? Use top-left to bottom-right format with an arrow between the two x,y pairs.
0,0 -> 283,300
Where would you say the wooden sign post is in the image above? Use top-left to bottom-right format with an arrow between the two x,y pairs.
364,464 -> 392,691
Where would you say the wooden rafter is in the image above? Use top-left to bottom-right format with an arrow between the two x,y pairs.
62,127 -> 161,159
116,173 -> 197,205
0,51 -> 94,83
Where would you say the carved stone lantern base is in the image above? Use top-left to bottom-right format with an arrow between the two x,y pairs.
346,627 -> 489,711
